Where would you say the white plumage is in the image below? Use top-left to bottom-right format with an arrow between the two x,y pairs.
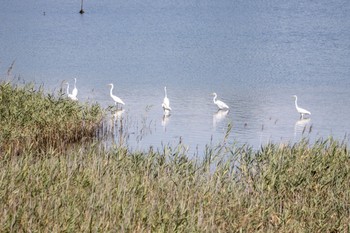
162,86 -> 172,112
212,92 -> 229,110
108,83 -> 125,109
293,95 -> 311,119
65,82 -> 78,101
72,78 -> 78,98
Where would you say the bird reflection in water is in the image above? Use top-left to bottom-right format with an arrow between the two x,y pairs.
112,109 -> 125,145
294,118 -> 311,139
113,109 -> 125,122
162,111 -> 171,131
213,109 -> 229,128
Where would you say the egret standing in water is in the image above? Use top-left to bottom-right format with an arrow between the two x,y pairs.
108,83 -> 125,110
72,78 -> 78,98
162,86 -> 172,113
212,92 -> 229,110
65,82 -> 78,101
293,95 -> 311,119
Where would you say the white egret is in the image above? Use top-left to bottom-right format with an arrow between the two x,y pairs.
293,95 -> 311,119
108,83 -> 125,109
72,78 -> 78,98
65,82 -> 78,101
212,92 -> 229,110
162,86 -> 172,112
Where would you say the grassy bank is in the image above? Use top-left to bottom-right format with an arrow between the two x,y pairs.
1,140 -> 349,232
0,81 -> 103,155
0,81 -> 349,232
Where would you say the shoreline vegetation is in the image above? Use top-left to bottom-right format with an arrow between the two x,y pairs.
0,81 -> 103,155
1,80 -> 349,232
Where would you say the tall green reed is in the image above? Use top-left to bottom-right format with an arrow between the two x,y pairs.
0,81 -> 103,155
1,138 -> 349,232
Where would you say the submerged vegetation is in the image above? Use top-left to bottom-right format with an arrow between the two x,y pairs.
0,80 -> 349,232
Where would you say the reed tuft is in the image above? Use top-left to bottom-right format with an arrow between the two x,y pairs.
0,81 -> 103,155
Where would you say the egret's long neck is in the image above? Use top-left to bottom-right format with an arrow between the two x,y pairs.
66,83 -> 69,94
74,78 -> 77,88
213,94 -> 217,103
109,85 -> 114,96
294,97 -> 298,109
164,87 -> 167,98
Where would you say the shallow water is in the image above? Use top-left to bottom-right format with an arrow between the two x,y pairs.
1,0 -> 350,153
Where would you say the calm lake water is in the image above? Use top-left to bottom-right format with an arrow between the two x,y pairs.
1,0 -> 350,153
